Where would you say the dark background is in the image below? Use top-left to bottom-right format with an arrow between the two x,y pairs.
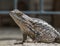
0,0 -> 60,28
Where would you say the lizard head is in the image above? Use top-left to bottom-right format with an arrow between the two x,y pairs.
9,9 -> 26,21
9,9 -> 23,17
9,9 -> 33,24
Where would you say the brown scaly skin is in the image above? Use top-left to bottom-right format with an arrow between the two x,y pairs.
9,9 -> 60,44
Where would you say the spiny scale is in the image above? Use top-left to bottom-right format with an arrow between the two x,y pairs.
9,9 -> 60,43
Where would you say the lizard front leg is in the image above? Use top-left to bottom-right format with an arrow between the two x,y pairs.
22,33 -> 27,43
14,33 -> 27,45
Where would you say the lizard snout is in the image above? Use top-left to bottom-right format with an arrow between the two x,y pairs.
9,11 -> 13,16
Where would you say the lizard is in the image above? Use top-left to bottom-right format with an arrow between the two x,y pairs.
9,9 -> 60,44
